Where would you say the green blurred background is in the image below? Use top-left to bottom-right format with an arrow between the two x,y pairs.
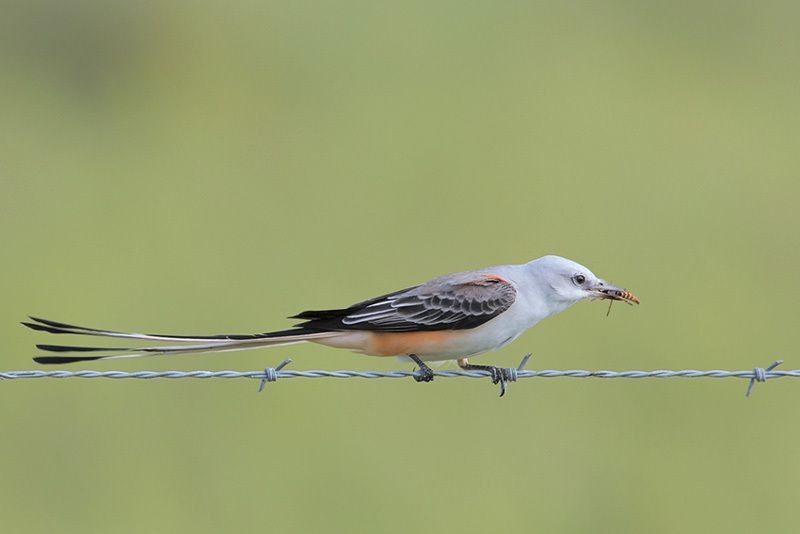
1,1 -> 798,532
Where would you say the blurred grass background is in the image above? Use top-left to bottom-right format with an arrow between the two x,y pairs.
1,1 -> 799,532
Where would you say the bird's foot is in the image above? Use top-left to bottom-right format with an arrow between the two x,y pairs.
413,365 -> 435,382
408,354 -> 435,383
486,366 -> 516,397
458,359 -> 517,397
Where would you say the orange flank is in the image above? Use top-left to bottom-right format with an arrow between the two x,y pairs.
313,329 -> 468,357
367,330 -> 462,356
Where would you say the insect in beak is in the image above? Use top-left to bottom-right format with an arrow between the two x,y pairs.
592,281 -> 640,316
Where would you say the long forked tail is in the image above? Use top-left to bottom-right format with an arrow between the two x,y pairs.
23,316 -> 335,364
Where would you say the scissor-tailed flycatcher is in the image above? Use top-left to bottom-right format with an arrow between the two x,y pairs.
24,255 -> 638,394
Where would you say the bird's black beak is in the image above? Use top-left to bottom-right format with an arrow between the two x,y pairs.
592,280 -> 640,305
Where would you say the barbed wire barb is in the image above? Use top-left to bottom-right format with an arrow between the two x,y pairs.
745,359 -> 783,397
258,358 -> 293,393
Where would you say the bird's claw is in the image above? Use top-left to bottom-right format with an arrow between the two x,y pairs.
485,366 -> 515,397
409,354 -> 435,383
412,366 -> 435,382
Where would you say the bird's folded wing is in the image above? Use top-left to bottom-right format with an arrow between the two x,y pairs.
293,273 -> 517,332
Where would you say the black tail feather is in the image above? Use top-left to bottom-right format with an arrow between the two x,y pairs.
25,315 -> 327,364
22,322 -> 79,335
24,316 -> 311,341
29,316 -> 108,333
36,344 -> 131,353
33,355 -> 109,364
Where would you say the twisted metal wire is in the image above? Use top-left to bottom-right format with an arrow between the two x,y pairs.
1,355 -> 793,397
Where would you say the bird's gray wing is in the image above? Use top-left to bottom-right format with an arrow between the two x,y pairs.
292,272 -> 517,332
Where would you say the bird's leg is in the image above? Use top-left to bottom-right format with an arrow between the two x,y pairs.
408,354 -> 434,382
457,358 -> 513,397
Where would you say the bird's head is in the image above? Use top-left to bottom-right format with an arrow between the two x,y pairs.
528,255 -> 640,308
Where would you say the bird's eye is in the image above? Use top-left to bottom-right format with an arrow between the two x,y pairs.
573,274 -> 586,285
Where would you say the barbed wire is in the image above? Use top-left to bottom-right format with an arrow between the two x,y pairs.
1,355 -> 794,397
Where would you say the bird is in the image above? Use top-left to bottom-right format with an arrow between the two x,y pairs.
23,255 -> 639,395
